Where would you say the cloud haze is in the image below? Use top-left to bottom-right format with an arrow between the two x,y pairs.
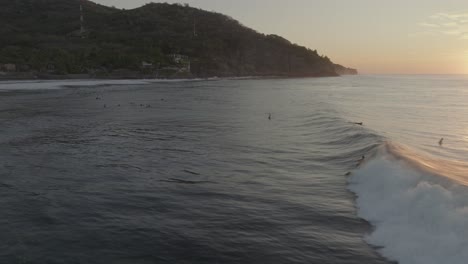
420,12 -> 468,40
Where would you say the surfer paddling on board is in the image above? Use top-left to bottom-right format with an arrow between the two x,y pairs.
356,156 -> 365,167
439,138 -> 444,146
345,156 -> 366,175
344,156 -> 366,176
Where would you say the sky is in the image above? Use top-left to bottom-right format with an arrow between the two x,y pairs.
94,0 -> 468,74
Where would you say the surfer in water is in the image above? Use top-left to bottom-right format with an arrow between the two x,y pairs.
439,138 -> 444,146
357,156 -> 365,167
268,113 -> 272,120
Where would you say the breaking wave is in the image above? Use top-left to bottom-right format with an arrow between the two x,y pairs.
0,78 -> 221,91
348,142 -> 468,264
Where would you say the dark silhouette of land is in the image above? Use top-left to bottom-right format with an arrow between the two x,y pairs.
0,0 -> 357,80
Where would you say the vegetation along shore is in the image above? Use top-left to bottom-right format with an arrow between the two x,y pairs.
0,0 -> 357,80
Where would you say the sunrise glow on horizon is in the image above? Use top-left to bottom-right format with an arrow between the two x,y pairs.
94,0 -> 468,75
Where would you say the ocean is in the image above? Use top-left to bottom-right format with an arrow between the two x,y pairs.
1,75 -> 467,264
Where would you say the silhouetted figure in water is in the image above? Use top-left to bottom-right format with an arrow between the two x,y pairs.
439,138 -> 444,146
354,122 -> 363,126
103,104 -> 106,108
345,172 -> 351,176
268,113 -> 272,120
357,156 -> 365,167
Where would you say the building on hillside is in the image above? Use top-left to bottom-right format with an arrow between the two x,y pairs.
1,64 -> 17,72
46,64 -> 57,73
169,54 -> 191,73
141,61 -> 153,69
170,54 -> 189,64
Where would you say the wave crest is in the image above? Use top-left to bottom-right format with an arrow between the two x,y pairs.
385,142 -> 468,185
349,142 -> 468,264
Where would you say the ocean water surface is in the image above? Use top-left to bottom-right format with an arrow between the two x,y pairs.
1,75 -> 467,264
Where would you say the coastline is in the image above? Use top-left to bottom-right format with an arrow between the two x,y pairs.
0,72 -> 356,83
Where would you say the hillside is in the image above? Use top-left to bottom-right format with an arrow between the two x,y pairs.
0,0 -> 357,78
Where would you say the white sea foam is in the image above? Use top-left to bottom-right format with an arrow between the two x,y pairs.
348,152 -> 468,264
0,79 -> 154,91
0,78 -> 214,91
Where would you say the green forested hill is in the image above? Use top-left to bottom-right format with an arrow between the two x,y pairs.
0,0 -> 357,78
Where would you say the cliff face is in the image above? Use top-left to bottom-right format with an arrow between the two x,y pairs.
334,64 -> 358,75
0,0 -> 357,78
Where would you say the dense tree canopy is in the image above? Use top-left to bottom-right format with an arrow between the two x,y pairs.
0,0 -> 357,77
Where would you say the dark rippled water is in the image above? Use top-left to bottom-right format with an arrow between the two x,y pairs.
1,76 -> 467,264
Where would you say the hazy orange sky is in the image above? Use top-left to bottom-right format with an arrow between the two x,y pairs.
94,0 -> 468,74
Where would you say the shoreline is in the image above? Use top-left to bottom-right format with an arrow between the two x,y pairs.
0,73 -> 355,83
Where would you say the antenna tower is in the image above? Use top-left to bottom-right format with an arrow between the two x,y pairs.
80,1 -> 85,38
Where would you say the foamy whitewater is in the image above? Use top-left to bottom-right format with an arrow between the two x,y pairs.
349,145 -> 468,264
1,75 -> 467,263
0,78 -> 219,91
